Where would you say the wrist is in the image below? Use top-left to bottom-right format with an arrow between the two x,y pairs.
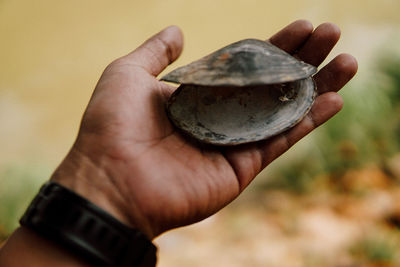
0,227 -> 91,267
19,182 -> 157,267
50,145 -> 155,239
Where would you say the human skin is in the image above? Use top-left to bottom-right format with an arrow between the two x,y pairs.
0,20 -> 357,266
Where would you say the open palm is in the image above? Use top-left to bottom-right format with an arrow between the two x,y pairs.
52,20 -> 357,239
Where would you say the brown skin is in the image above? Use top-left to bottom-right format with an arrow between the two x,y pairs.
0,20 -> 357,266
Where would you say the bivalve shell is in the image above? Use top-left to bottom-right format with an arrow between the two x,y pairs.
162,39 -> 318,145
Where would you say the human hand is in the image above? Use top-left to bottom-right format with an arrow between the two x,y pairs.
51,20 -> 357,239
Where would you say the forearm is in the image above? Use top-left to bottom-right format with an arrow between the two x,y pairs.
0,227 -> 90,267
0,148 -> 156,267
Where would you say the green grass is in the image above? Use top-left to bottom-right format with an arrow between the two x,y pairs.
0,163 -> 48,237
350,232 -> 399,264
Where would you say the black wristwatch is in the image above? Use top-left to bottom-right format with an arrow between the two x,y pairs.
20,182 -> 157,267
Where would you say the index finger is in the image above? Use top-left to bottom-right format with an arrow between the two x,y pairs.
269,20 -> 314,54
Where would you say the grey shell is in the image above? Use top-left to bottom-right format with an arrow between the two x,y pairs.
161,39 -> 317,86
162,39 -> 318,145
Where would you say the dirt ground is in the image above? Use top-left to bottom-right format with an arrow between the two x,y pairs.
156,165 -> 400,267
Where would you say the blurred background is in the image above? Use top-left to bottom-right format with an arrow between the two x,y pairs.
1,0 -> 400,266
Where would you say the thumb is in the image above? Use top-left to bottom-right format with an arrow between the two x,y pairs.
123,25 -> 183,77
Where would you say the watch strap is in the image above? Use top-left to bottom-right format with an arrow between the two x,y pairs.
20,182 -> 157,267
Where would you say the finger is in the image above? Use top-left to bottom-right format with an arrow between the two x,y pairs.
260,92 -> 343,167
295,23 -> 341,66
122,25 -> 184,76
269,20 -> 314,54
226,94 -> 342,190
223,93 -> 343,190
315,53 -> 358,94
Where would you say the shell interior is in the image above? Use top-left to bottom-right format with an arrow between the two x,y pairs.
167,78 -> 316,145
163,39 -> 318,145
